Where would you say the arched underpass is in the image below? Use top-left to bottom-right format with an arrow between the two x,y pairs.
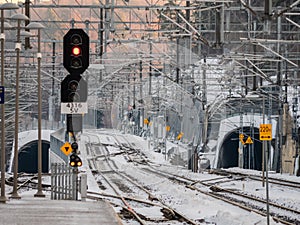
18,140 -> 50,173
218,127 -> 263,171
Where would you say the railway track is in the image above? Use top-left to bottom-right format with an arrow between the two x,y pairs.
84,131 -> 300,225
86,135 -> 199,224
139,166 -> 300,225
209,169 -> 300,190
4,173 -> 51,193
113,135 -> 300,225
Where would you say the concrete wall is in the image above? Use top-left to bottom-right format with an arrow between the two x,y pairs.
50,128 -> 68,164
281,106 -> 297,175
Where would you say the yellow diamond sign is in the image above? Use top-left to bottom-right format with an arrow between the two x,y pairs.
60,142 -> 73,156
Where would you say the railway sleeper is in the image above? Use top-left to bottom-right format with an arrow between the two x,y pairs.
209,185 -> 223,192
119,207 -> 171,223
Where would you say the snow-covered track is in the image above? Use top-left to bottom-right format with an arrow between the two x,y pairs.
83,130 -> 300,224
5,173 -> 51,192
85,132 -> 199,225
140,166 -> 299,225
210,169 -> 300,190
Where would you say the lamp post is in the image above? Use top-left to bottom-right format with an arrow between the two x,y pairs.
0,2 -> 19,204
10,13 -> 30,200
25,22 -> 45,197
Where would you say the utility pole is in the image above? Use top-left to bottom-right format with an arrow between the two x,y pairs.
264,0 -> 272,34
176,11 -> 180,84
149,41 -> 152,96
99,7 -> 104,83
0,2 -> 20,203
215,3 -> 224,47
139,60 -> 143,134
104,0 -> 110,53
239,108 -> 244,169
49,40 -> 55,123
277,13 -> 283,174
202,56 -> 207,109
24,0 -> 31,50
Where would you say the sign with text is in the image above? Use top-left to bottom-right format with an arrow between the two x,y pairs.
61,102 -> 88,114
259,124 -> 272,141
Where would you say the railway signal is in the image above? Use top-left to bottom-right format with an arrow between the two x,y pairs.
61,74 -> 87,103
69,153 -> 82,167
61,74 -> 86,133
71,141 -> 78,152
69,141 -> 82,167
61,29 -> 89,133
63,29 -> 89,75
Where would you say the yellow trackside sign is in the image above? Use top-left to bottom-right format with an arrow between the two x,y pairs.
166,126 -> 171,132
259,124 -> 272,141
245,136 -> 253,144
60,142 -> 73,156
239,133 -> 245,145
144,118 -> 149,124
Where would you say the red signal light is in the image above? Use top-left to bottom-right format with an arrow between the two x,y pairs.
63,29 -> 89,74
72,46 -> 81,56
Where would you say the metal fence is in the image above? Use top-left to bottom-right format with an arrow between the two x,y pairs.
51,163 -> 77,200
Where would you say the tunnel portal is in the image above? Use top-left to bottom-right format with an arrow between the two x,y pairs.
18,140 -> 50,173
218,127 -> 263,171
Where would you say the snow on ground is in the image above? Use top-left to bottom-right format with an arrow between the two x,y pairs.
82,130 -> 299,225
2,129 -> 299,225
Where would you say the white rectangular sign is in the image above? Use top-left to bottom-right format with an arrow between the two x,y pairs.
61,102 -> 88,114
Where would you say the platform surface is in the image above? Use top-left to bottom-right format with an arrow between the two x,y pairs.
0,194 -> 122,225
